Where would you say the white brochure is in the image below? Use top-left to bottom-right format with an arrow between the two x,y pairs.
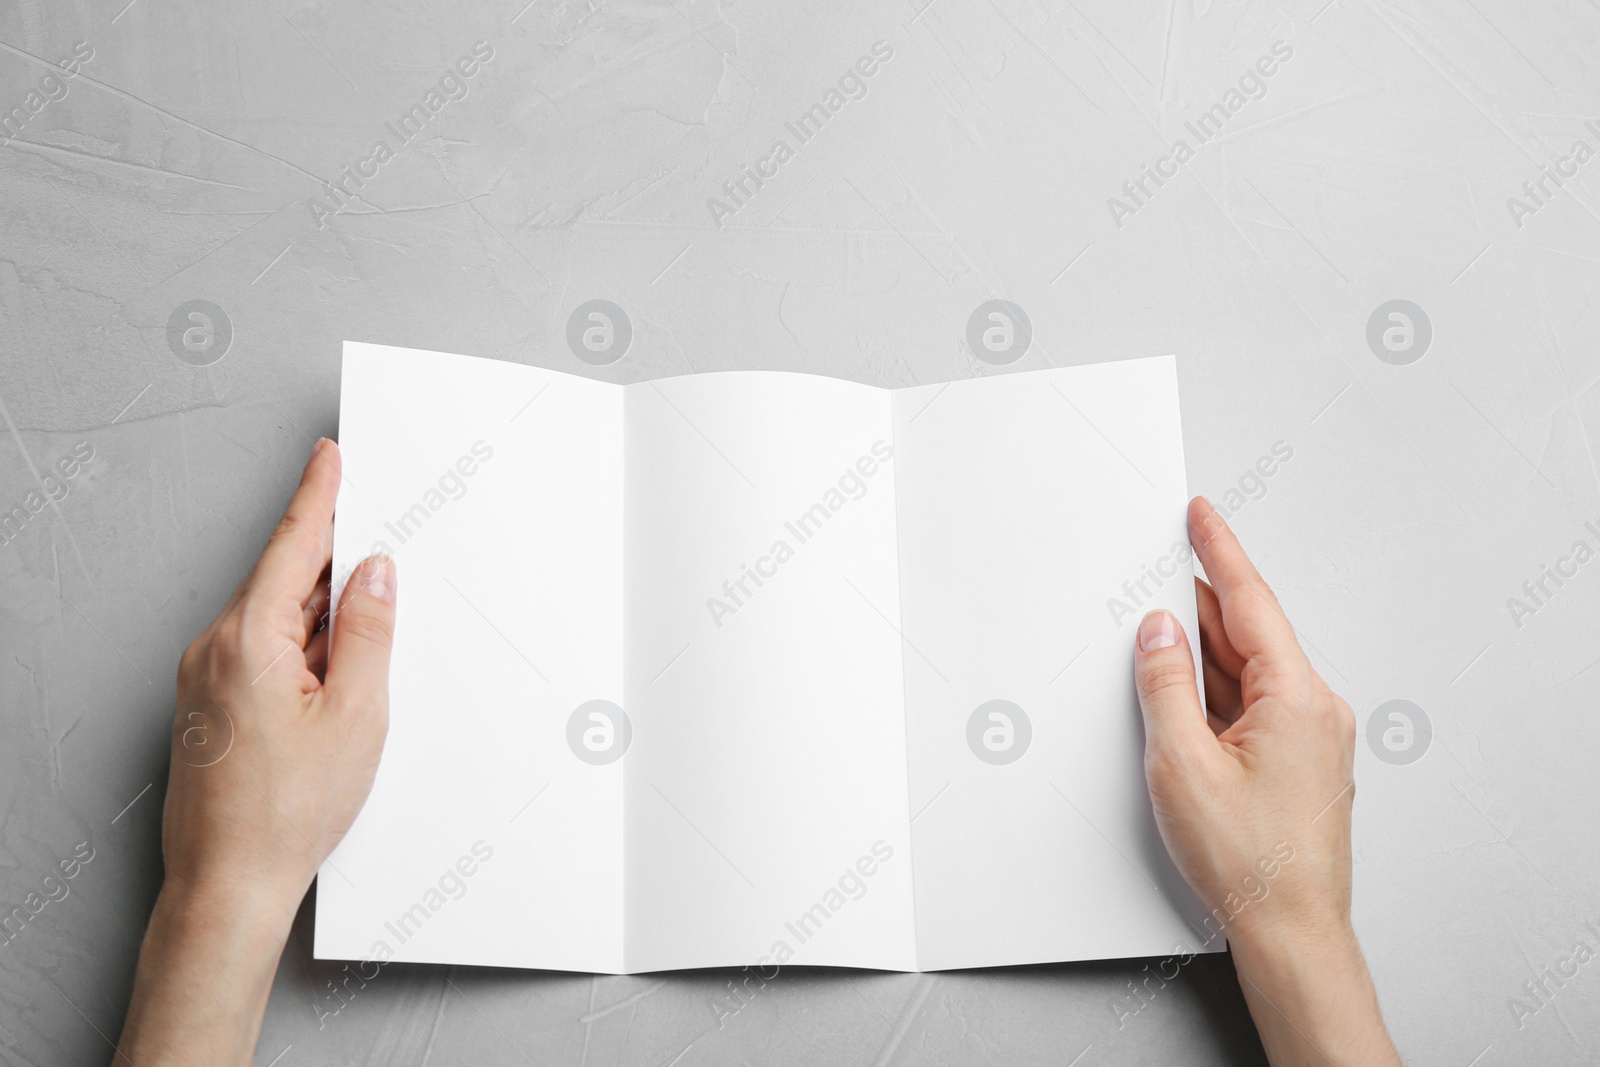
315,341 -> 1215,973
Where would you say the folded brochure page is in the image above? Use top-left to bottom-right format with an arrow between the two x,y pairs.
315,341 -> 1214,973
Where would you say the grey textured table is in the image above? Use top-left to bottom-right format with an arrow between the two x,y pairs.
3,0 -> 1599,1063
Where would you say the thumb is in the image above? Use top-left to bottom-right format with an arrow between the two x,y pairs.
325,554 -> 397,712
1133,610 -> 1214,769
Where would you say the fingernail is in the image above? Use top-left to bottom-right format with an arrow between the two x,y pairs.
1138,611 -> 1178,652
313,437 -> 330,455
356,554 -> 394,603
1189,497 -> 1226,547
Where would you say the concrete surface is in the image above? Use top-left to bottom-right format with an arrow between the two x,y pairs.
3,0 -> 1599,1063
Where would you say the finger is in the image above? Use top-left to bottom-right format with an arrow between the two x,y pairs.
301,572 -> 332,646
1187,497 -> 1307,673
323,554 -> 396,715
247,439 -> 342,606
1194,577 -> 1246,679
305,628 -> 329,680
314,516 -> 333,589
1201,648 -> 1243,727
1133,610 -> 1217,769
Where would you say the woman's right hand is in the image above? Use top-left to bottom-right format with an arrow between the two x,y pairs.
1132,496 -> 1399,1066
